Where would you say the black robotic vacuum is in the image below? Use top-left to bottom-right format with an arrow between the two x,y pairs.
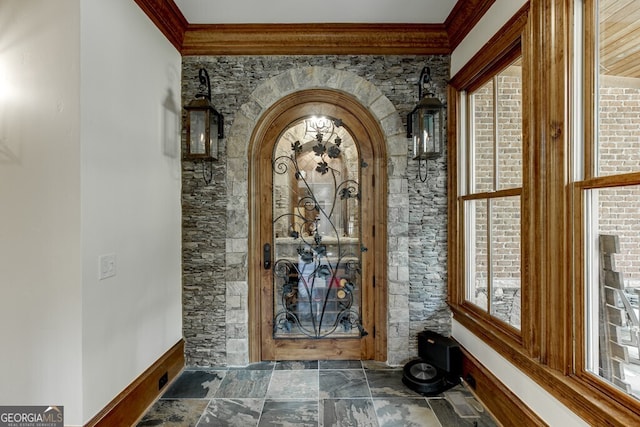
402,331 -> 462,395
402,358 -> 449,395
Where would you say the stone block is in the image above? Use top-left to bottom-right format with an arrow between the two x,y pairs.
226,352 -> 249,367
226,238 -> 248,253
225,251 -> 247,267
388,279 -> 410,295
272,72 -> 296,96
226,308 -> 248,324
369,96 -> 397,121
226,338 -> 248,353
389,308 -> 410,324
251,79 -> 279,109
387,155 -> 408,177
395,264 -> 411,281
226,280 -> 248,296
378,110 -> 405,137
226,295 -> 241,309
226,158 -> 247,182
386,134 -> 409,157
353,79 -> 383,107
387,265 -> 399,281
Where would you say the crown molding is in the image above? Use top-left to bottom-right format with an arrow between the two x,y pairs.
134,0 -> 188,52
445,0 -> 497,51
181,23 -> 449,56
134,0 -> 497,55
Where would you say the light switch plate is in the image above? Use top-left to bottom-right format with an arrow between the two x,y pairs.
99,253 -> 116,280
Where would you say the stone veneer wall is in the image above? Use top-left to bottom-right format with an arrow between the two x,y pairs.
181,55 -> 450,367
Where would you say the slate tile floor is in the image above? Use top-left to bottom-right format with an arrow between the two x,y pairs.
138,360 -> 498,427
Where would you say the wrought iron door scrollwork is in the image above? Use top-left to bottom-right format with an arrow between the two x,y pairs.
271,117 -> 367,339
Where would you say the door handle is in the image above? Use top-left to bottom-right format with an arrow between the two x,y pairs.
263,243 -> 271,269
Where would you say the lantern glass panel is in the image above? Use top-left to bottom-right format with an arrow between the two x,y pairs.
412,112 -> 419,158
208,111 -> 219,160
189,110 -> 207,155
422,110 -> 436,155
412,106 -> 442,160
433,108 -> 443,157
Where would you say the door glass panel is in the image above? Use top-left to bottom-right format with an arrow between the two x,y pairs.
272,117 -> 365,339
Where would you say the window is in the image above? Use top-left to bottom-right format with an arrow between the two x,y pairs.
464,60 -> 523,330
577,0 -> 640,404
449,6 -> 528,347
449,1 -> 640,424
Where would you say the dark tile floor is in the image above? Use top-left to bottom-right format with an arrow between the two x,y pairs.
137,360 -> 498,427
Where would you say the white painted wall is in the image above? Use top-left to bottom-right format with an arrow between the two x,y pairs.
80,0 -> 182,423
0,0 -> 83,422
0,0 -> 181,425
450,1 -> 586,424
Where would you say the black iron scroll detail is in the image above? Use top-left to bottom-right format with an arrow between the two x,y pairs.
272,118 -> 367,339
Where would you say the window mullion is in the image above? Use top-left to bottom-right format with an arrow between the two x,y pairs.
493,75 -> 500,192
489,75 -> 499,318
487,199 -> 494,317
467,92 -> 475,195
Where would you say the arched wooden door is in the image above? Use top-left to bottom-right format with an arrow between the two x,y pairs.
249,89 -> 387,361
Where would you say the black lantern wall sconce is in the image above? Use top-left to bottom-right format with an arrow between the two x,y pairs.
407,67 -> 445,183
184,68 -> 224,184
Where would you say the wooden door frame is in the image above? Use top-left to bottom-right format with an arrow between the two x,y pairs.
247,89 -> 388,362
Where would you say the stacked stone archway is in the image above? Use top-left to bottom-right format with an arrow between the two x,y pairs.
223,66 -> 410,365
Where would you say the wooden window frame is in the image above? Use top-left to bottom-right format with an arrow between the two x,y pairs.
449,1 -> 640,425
457,47 -> 526,344
449,4 -> 532,356
572,0 -> 640,420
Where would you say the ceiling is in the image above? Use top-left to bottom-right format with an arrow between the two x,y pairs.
172,0 -> 458,24
600,0 -> 640,78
